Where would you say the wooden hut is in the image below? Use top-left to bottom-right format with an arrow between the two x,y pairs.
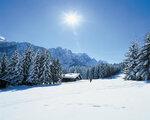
62,73 -> 82,82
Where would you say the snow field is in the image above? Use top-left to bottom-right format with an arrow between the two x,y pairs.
0,74 -> 150,120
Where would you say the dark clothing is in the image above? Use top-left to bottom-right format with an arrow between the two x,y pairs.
90,79 -> 92,82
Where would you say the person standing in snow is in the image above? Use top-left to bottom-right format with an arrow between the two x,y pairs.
90,78 -> 92,82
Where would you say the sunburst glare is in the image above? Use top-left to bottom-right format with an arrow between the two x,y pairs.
62,10 -> 83,28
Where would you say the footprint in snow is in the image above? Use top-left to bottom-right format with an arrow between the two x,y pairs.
44,104 -> 49,107
92,105 -> 101,108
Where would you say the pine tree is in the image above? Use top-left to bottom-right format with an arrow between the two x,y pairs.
13,59 -> 24,85
39,50 -> 52,84
51,59 -> 62,84
80,67 -> 87,79
134,34 -> 150,80
3,50 -> 20,84
124,42 -> 139,80
0,63 -> 1,75
20,47 -> 33,85
89,67 -> 95,79
98,64 -> 103,78
86,68 -> 90,79
27,51 -> 41,85
0,53 -> 8,78
94,66 -> 99,79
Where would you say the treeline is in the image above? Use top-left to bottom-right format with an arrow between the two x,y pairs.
0,46 -> 123,87
0,47 -> 62,86
124,33 -> 150,80
65,62 -> 122,79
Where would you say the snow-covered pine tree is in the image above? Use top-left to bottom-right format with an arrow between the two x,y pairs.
12,58 -> 24,85
3,50 -> 20,84
38,52 -> 46,80
74,66 -> 79,73
97,64 -> 103,78
68,66 -> 75,73
27,51 -> 41,85
20,47 -> 34,85
124,42 -> 139,80
89,67 -> 95,79
51,59 -> 62,84
99,63 -> 106,78
39,50 -> 52,84
80,67 -> 87,79
134,34 -> 150,80
103,63 -> 109,77
0,63 -> 1,75
94,66 -> 99,79
0,53 -> 8,78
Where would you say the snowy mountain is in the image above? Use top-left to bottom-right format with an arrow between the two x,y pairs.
49,47 -> 98,68
0,42 -> 100,68
0,42 -> 47,58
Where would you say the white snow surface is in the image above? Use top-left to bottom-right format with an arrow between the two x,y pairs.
0,74 -> 150,120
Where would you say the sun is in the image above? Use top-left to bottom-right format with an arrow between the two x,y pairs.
62,11 -> 82,28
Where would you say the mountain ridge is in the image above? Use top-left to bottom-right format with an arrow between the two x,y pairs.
0,41 -> 102,68
49,47 -> 98,68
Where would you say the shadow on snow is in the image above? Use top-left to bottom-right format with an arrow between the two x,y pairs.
0,83 -> 61,93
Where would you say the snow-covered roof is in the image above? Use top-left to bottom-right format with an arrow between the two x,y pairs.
62,73 -> 80,79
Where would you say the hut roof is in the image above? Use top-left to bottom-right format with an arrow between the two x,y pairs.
62,73 -> 80,79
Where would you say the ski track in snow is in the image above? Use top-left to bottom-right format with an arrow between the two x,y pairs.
0,74 -> 150,120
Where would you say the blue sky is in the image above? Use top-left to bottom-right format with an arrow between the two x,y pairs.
0,0 -> 150,63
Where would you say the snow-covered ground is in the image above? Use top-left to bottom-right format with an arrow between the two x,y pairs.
0,74 -> 150,120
